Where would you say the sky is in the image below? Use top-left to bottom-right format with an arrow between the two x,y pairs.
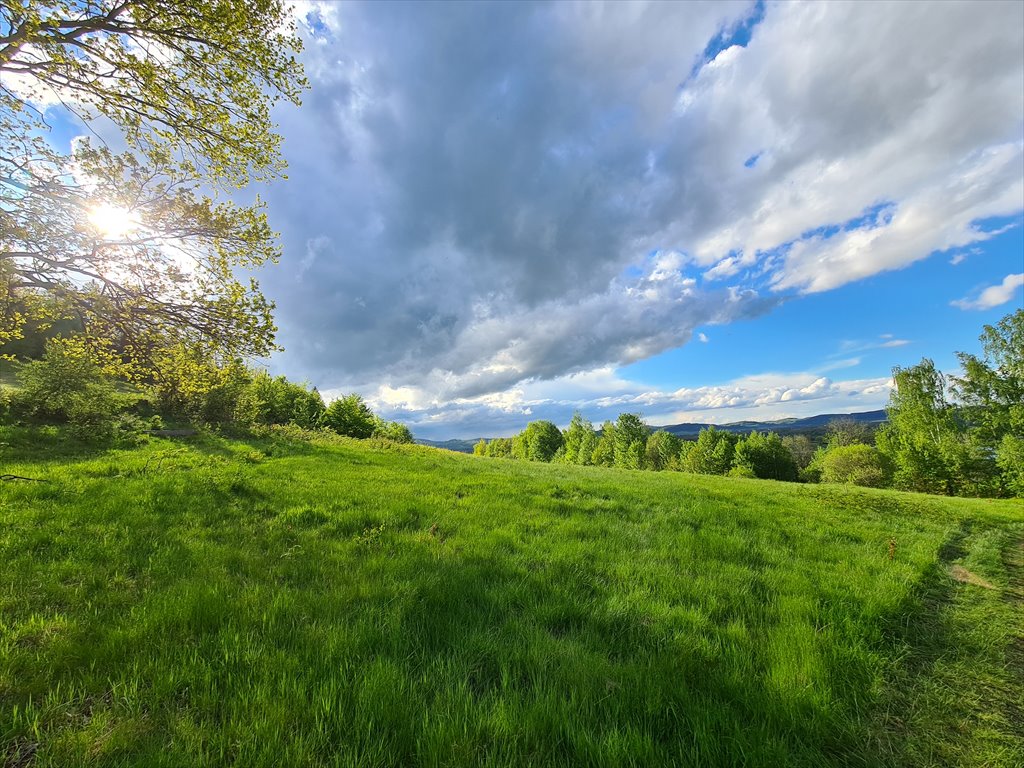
25,0 -> 1024,440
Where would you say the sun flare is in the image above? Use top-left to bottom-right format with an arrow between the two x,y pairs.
88,203 -> 140,239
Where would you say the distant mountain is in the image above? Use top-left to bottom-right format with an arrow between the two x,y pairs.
657,410 -> 888,438
416,410 -> 889,452
415,438 -> 480,453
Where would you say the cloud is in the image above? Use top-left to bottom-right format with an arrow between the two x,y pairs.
368,367 -> 894,440
253,0 -> 1022,412
698,332 -> 709,343
835,336 -> 910,356
951,273 -> 1024,310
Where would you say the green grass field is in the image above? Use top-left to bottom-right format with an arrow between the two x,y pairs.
1,428 -> 1021,767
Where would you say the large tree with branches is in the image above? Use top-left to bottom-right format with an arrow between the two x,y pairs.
0,0 -> 306,369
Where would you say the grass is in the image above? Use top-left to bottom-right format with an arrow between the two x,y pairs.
0,428 -> 1021,767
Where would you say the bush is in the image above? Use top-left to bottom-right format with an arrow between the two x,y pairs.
733,431 -> 799,481
996,434 -> 1024,497
235,370 -> 325,429
728,465 -> 758,479
322,394 -> 377,438
373,420 -> 414,444
819,444 -> 890,488
9,338 -> 125,442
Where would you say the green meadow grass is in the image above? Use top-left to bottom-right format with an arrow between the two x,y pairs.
1,429 -> 1021,767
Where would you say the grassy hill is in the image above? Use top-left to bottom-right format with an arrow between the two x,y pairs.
1,429 -> 1021,767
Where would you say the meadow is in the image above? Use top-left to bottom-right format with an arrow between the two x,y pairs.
1,429 -> 1021,767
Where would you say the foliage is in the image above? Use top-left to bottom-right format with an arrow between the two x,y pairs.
373,420 -> 414,444
590,420 -> 616,467
645,429 -> 681,471
877,359 -> 1000,496
819,444 -> 890,488
951,309 -> 1023,493
995,434 -> 1024,497
562,411 -> 596,465
511,420 -> 564,462
952,309 -> 1023,443
876,360 -> 964,495
0,0 -> 306,368
322,393 -> 377,439
235,371 -> 325,430
782,434 -> 816,470
613,413 -> 648,470
825,417 -> 876,448
684,426 -> 737,475
732,431 -> 799,481
7,337 -> 126,441
150,344 -> 252,424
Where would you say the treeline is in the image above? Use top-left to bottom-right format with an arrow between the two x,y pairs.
475,412 -> 811,481
475,309 -> 1023,498
0,338 -> 412,444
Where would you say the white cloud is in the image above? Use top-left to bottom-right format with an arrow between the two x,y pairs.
698,332 -> 709,343
368,367 -> 894,440
665,0 -> 1024,292
951,273 -> 1024,310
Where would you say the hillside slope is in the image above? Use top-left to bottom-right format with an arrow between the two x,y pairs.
1,430 -> 1021,767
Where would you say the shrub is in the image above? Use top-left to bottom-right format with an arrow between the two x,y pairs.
733,431 -> 798,481
373,420 -> 414,444
235,371 -> 325,429
9,338 -> 125,442
322,393 -> 377,438
819,444 -> 890,488
996,434 -> 1024,497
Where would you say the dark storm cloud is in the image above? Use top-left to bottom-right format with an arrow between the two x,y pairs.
263,0 -> 754,388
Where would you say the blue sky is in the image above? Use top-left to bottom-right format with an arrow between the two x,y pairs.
18,1 -> 1024,439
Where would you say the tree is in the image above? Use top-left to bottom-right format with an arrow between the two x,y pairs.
234,371 -> 325,429
514,420 -> 564,462
1,1 -> 306,368
488,437 -> 513,459
876,359 -> 978,495
781,434 -> 815,471
824,417 -> 874,448
645,429 -> 681,471
952,309 -> 1023,443
684,426 -> 736,475
996,435 -> 1024,497
562,411 -> 596,465
951,309 -> 1023,494
150,342 -> 252,424
591,421 -> 616,467
732,431 -> 798,481
322,394 -> 377,439
613,413 -> 647,469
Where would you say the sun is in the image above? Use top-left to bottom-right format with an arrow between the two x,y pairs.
88,203 -> 140,239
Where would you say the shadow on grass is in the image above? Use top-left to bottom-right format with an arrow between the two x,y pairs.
0,425 -> 123,463
861,522 -> 983,765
